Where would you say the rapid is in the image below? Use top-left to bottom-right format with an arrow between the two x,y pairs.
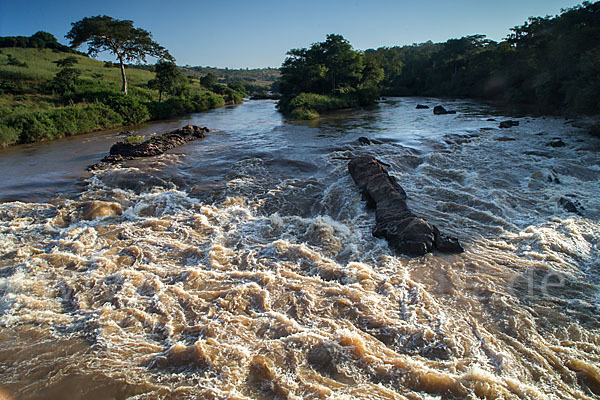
1,98 -> 599,399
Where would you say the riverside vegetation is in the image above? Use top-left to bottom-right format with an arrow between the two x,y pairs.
0,18 -> 269,147
2,2 -> 599,146
279,2 -> 600,119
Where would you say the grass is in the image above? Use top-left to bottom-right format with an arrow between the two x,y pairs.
0,48 -> 243,147
124,135 -> 145,144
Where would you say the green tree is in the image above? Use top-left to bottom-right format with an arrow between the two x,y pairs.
48,67 -> 80,95
53,56 -> 79,68
148,60 -> 182,102
200,73 -> 217,88
65,15 -> 173,95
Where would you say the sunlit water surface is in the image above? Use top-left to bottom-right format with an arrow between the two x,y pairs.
1,99 -> 599,399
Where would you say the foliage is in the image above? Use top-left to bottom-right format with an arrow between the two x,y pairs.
1,103 -> 123,144
278,34 -> 382,117
47,57 -> 81,96
106,94 -> 150,124
53,56 -> 79,68
6,54 -> 28,67
146,91 -> 224,119
365,2 -> 600,114
0,45 -> 237,147
66,15 -> 173,94
0,31 -> 73,52
148,60 -> 183,101
200,73 -> 217,88
124,134 -> 145,144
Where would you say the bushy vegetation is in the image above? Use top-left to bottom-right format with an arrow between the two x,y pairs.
0,31 -> 74,52
278,34 -> 383,119
364,1 -> 600,115
1,103 -> 123,144
0,33 -> 246,147
278,2 -> 600,118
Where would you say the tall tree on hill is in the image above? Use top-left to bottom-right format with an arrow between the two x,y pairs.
66,15 -> 173,95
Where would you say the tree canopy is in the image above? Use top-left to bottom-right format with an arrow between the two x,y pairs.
278,34 -> 383,118
66,15 -> 173,95
363,1 -> 600,114
148,60 -> 182,102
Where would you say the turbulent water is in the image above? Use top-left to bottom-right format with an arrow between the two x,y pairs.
1,98 -> 599,399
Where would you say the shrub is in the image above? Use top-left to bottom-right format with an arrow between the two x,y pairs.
10,112 -> 57,143
0,103 -> 124,145
283,92 -> 358,118
290,107 -> 319,120
146,91 -> 225,120
124,135 -> 144,144
106,94 -> 150,124
0,124 -> 19,146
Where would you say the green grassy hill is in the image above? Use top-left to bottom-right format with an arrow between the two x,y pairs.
0,46 -> 245,147
0,48 -> 157,119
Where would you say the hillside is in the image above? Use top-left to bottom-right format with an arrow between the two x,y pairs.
0,47 -> 157,119
0,45 -> 248,147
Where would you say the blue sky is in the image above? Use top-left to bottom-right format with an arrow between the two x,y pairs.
0,0 -> 584,68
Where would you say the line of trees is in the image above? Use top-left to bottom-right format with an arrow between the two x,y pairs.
366,1 -> 600,115
278,1 -> 600,117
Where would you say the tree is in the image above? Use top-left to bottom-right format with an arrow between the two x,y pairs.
148,60 -> 181,101
48,60 -> 81,96
200,73 -> 217,88
54,56 -> 79,68
66,15 -> 173,95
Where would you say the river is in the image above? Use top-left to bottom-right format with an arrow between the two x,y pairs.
1,98 -> 599,399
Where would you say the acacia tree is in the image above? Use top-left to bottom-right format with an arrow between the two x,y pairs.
66,15 -> 173,95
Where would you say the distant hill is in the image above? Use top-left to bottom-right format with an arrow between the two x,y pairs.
181,66 -> 280,86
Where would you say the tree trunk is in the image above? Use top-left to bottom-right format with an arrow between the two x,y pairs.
118,55 -> 128,95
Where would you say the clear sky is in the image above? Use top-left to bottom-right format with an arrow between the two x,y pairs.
0,0 -> 584,69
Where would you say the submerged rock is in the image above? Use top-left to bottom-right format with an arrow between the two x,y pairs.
499,120 -> 520,129
88,125 -> 209,170
433,105 -> 456,115
348,156 -> 463,255
559,196 -> 583,215
358,137 -> 382,146
79,201 -> 122,220
547,138 -> 566,148
416,104 -> 429,109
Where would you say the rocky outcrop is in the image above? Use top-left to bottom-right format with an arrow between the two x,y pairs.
499,120 -> 519,128
433,105 -> 456,115
348,156 -> 463,255
358,137 -> 382,146
559,196 -> 583,215
88,125 -> 209,170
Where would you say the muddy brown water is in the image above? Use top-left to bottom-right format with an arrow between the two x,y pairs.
1,99 -> 599,399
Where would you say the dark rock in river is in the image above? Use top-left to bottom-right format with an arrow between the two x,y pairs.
88,125 -> 209,171
547,139 -> 566,148
357,137 -> 382,146
416,104 -> 429,109
110,125 -> 208,157
348,156 -> 463,256
559,196 -> 583,215
433,105 -> 456,115
499,120 -> 519,129
496,136 -> 516,142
